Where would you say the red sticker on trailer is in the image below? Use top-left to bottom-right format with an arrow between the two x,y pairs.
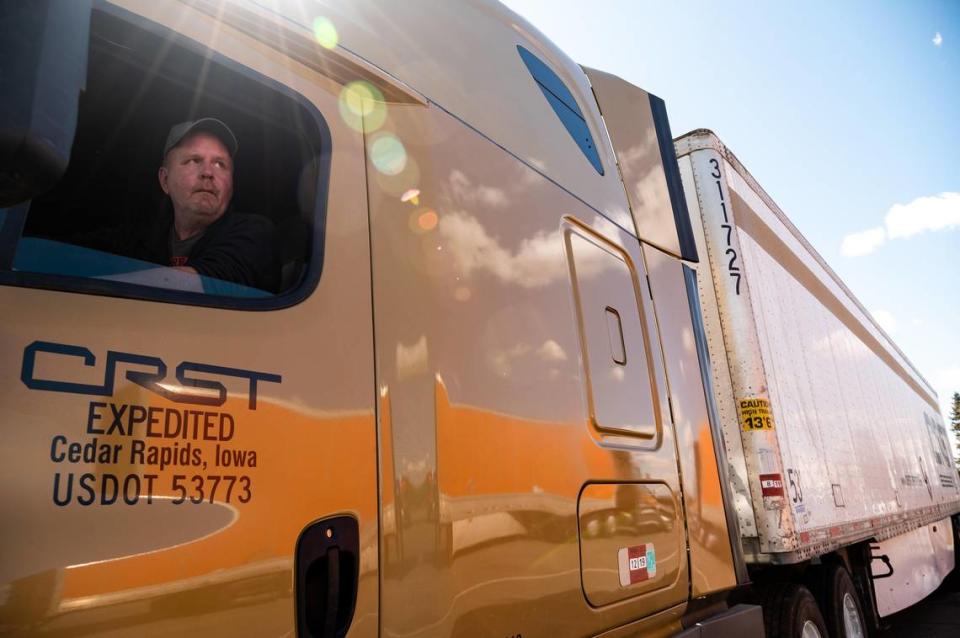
760,473 -> 785,497
618,543 -> 657,586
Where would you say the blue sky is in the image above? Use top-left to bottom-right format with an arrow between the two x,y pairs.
502,1 -> 960,429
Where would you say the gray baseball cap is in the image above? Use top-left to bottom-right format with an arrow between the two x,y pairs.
162,118 -> 238,159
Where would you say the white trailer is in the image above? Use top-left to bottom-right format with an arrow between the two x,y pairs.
674,129 -> 960,624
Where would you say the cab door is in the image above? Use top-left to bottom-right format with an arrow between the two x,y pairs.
0,2 -> 379,636
362,72 -> 688,634
564,219 -> 690,611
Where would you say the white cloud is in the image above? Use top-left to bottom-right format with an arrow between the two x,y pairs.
870,309 -> 897,336
537,339 -> 568,362
488,340 -> 568,377
396,335 -> 428,379
840,192 -> 960,257
933,32 -> 943,47
439,211 -> 620,289
840,226 -> 886,257
885,192 -> 960,239
448,170 -> 509,208
439,211 -> 565,288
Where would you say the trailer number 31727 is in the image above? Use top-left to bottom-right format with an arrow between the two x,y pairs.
709,158 -> 742,295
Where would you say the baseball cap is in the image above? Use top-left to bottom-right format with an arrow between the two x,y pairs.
162,118 -> 238,159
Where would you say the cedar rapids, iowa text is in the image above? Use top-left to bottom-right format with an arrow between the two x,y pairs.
20,340 -> 279,507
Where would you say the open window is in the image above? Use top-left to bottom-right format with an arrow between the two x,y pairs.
0,4 -> 329,307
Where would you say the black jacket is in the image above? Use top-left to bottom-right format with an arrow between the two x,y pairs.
73,208 -> 280,293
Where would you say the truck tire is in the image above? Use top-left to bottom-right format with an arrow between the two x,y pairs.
759,582 -> 829,638
808,564 -> 867,638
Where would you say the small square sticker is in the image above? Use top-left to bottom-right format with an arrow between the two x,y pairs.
618,543 -> 657,587
760,473 -> 785,497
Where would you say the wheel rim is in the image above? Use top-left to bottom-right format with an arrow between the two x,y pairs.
842,592 -> 865,638
801,620 -> 823,638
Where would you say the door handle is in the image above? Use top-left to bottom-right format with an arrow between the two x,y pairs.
296,516 -> 359,638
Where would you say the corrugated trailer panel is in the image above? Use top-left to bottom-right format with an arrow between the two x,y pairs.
676,130 -> 960,563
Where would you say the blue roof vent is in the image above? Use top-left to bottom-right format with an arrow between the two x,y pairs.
517,46 -> 603,175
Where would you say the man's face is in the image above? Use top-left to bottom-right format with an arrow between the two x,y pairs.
158,132 -> 234,234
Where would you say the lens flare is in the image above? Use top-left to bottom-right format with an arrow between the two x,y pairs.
338,81 -> 386,132
454,286 -> 472,302
377,155 -> 420,197
312,17 -> 338,49
418,210 -> 438,231
370,134 -> 407,176
408,207 -> 437,234
401,189 -> 421,205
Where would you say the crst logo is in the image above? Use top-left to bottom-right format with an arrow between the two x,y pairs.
21,340 -> 281,409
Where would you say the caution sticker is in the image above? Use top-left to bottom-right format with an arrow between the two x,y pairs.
738,397 -> 774,431
618,543 -> 657,587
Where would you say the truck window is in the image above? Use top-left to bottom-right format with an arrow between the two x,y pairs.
517,45 -> 604,175
0,7 -> 329,308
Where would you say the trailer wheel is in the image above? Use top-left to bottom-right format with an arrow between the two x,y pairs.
808,564 -> 867,638
759,582 -> 829,638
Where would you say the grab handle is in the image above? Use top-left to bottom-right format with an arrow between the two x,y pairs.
296,516 -> 359,638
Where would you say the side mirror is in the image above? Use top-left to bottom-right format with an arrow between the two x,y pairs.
0,0 -> 93,206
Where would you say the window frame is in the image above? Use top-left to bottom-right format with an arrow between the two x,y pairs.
0,1 -> 333,312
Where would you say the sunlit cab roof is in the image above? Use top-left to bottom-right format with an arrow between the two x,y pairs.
242,0 -> 633,227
